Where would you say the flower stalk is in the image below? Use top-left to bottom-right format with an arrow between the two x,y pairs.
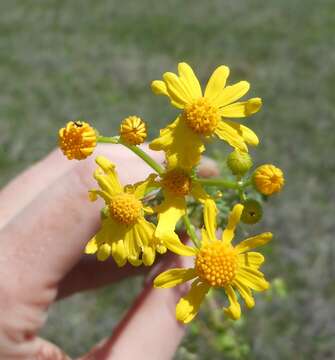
182,212 -> 200,248
98,136 -> 164,175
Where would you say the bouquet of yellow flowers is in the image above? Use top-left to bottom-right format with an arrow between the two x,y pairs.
58,62 -> 284,324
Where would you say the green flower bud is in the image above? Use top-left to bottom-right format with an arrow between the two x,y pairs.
241,199 -> 263,224
227,150 -> 253,176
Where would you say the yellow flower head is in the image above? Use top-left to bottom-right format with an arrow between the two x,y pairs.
253,164 -> 285,195
149,165 -> 217,257
85,156 -> 166,266
150,63 -> 262,169
154,204 -> 272,323
119,116 -> 147,145
58,121 -> 97,160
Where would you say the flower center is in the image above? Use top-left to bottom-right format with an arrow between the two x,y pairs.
109,193 -> 142,225
161,169 -> 192,197
184,98 -> 220,136
195,241 -> 238,287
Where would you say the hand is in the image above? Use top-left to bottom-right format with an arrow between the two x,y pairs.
0,144 -> 218,360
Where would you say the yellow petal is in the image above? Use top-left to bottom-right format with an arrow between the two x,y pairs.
203,199 -> 218,242
87,218 -> 123,261
215,120 -> 248,152
80,147 -> 95,156
238,251 -> 264,269
150,117 -> 205,170
85,237 -> 98,254
236,267 -> 270,291
223,285 -> 241,320
111,239 -> 127,267
94,156 -> 123,196
191,182 -> 218,242
223,120 -> 259,146
134,217 -> 156,247
163,72 -> 192,107
155,193 -> 186,239
233,279 -> 255,309
204,65 -> 230,101
97,243 -> 112,261
219,98 -> 262,118
155,194 -> 195,256
154,268 -> 197,288
201,228 -> 211,245
156,244 -> 167,254
92,218 -> 128,266
222,204 -> 244,245
190,181 -> 211,203
142,245 -> 156,266
212,81 -> 250,108
95,156 -> 116,174
151,80 -> 168,96
89,189 -> 112,203
235,232 -> 273,253
124,225 -> 142,266
132,173 -> 159,199
134,218 -> 168,265
176,281 -> 210,323
128,258 -> 142,266
164,235 -> 197,256
93,172 -> 117,198
178,62 -> 202,100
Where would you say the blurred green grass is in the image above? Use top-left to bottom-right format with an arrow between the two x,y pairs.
1,0 -> 335,358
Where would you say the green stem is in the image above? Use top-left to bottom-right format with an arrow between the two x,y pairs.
97,136 -> 119,144
182,213 -> 200,248
97,136 -> 164,175
237,179 -> 250,202
196,177 -> 239,189
238,188 -> 247,202
243,179 -> 252,188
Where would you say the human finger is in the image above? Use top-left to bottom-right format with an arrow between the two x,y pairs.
81,254 -> 191,360
0,149 -> 74,230
0,144 -> 163,359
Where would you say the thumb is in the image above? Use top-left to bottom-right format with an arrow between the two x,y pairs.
81,254 -> 191,360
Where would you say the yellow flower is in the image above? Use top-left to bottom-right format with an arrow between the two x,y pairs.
153,166 -> 217,256
154,204 -> 272,323
150,63 -> 261,169
253,164 -> 285,195
85,156 -> 166,266
120,116 -> 147,145
59,121 -> 97,160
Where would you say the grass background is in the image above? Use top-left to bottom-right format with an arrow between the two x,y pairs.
1,0 -> 335,358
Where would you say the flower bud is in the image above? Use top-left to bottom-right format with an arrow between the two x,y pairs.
58,121 -> 97,160
253,164 -> 284,195
227,150 -> 253,176
241,199 -> 263,224
119,116 -> 147,145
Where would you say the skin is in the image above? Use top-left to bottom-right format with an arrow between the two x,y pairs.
0,144 -> 218,360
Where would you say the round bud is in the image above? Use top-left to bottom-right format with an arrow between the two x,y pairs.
253,164 -> 285,195
227,150 -> 253,176
241,199 -> 263,224
58,121 -> 97,160
119,116 -> 147,145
